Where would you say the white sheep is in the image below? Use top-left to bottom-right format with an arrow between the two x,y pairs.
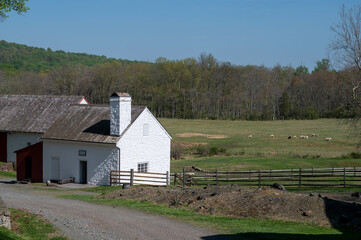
270,134 -> 274,138
248,135 -> 253,139
325,137 -> 332,141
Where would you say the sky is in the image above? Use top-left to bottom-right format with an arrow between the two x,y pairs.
0,0 -> 359,71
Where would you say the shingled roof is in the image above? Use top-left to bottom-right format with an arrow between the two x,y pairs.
41,105 -> 146,144
0,95 -> 85,133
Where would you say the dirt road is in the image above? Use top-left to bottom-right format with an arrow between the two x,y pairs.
0,179 -> 226,240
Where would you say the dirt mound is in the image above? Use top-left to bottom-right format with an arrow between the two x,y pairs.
177,133 -> 228,139
103,185 -> 361,230
0,163 -> 14,172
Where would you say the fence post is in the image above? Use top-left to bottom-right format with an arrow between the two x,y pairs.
332,167 -> 334,176
216,169 -> 218,186
270,169 -> 272,180
312,168 -> 314,177
130,169 -> 134,186
354,166 -> 356,176
183,167 -> 186,187
227,170 -> 229,181
258,169 -> 261,189
299,168 -> 302,188
343,168 -> 346,188
166,171 -> 169,187
110,170 -> 112,186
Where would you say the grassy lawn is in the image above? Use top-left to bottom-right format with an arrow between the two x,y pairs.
0,209 -> 68,240
158,118 -> 361,172
61,194 -> 360,240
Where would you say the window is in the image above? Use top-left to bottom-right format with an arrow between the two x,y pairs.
143,123 -> 149,136
137,162 -> 148,172
78,150 -> 86,156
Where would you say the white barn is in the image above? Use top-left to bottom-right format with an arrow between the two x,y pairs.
0,95 -> 88,164
41,93 -> 171,185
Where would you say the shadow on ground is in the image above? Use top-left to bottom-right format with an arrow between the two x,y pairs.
203,194 -> 361,240
202,231 -> 359,240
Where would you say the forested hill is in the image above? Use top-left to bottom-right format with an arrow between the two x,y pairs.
0,41 -> 357,120
0,40 -> 142,73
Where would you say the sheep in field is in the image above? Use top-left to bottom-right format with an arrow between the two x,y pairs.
288,136 -> 292,139
325,137 -> 332,141
270,134 -> 274,138
248,135 -> 253,139
293,136 -> 297,139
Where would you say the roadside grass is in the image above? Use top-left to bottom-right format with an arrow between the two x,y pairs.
1,209 -> 69,240
0,170 -> 16,178
160,118 -> 361,172
0,227 -> 22,240
60,194 -> 359,239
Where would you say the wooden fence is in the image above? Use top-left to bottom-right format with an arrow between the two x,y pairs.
171,167 -> 361,188
110,169 -> 169,186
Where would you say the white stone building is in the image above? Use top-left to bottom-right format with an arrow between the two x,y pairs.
41,93 -> 171,185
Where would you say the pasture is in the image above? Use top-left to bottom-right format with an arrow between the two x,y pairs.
159,119 -> 361,172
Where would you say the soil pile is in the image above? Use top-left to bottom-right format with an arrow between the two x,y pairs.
103,185 -> 361,230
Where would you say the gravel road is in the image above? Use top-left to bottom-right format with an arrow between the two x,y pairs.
0,179 -> 227,240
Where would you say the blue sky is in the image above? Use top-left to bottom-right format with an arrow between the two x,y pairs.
0,0 -> 359,70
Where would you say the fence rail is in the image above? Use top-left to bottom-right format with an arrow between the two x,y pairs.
171,167 -> 361,188
110,169 -> 169,186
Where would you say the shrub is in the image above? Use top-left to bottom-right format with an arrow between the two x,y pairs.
171,143 -> 183,160
196,145 -> 227,157
196,145 -> 210,157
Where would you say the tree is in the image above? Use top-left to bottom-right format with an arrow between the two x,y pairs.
330,4 -> 361,98
0,0 -> 29,21
313,59 -> 332,73
330,4 -> 361,145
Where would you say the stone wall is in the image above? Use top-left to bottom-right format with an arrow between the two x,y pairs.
0,197 -> 11,230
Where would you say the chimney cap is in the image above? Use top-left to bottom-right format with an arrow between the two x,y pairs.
111,92 -> 131,97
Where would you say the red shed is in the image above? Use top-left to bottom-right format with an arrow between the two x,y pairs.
15,142 -> 43,183
0,132 -> 7,162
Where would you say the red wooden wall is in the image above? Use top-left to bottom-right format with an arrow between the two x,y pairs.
0,132 -> 7,162
16,142 -> 43,182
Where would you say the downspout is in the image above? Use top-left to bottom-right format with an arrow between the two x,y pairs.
116,146 -> 120,172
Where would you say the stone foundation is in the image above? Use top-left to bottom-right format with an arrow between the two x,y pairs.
0,197 -> 11,230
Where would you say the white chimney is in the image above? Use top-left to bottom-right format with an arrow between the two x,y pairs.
110,93 -> 132,136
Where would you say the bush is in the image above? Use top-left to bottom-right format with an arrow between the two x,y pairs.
196,145 -> 210,157
171,143 -> 183,160
196,145 -> 226,157
341,152 -> 361,159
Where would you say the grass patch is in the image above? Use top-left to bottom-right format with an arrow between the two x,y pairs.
0,171 -> 16,178
60,194 -> 359,239
9,208 -> 69,240
160,118 -> 361,172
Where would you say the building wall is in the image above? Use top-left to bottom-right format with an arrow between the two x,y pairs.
118,108 -> 171,184
0,133 -> 7,162
16,142 -> 43,182
43,140 -> 118,185
7,133 -> 42,164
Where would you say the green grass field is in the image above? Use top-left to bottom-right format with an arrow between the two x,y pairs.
158,119 -> 361,172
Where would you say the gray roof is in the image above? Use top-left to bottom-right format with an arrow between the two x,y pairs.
0,95 -> 85,133
41,105 -> 146,144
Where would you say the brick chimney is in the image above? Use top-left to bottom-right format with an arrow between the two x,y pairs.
110,93 -> 131,136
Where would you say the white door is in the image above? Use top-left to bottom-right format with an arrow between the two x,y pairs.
50,157 -> 60,180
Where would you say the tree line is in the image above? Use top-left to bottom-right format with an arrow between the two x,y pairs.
0,50 -> 357,120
